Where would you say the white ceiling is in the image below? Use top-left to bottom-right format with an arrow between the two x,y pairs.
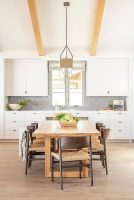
0,0 -> 134,56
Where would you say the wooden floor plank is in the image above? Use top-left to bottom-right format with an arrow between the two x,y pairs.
0,142 -> 134,199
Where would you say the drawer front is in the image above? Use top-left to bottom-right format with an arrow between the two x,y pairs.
5,111 -> 25,122
25,112 -> 46,122
4,130 -> 19,139
109,112 -> 129,121
109,121 -> 130,131
109,130 -> 130,139
89,112 -> 109,122
5,122 -> 25,139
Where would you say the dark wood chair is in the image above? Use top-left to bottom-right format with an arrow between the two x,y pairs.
85,125 -> 110,175
25,123 -> 45,175
51,136 -> 93,190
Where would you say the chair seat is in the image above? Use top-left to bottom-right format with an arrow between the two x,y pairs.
83,143 -> 104,152
52,150 -> 89,162
29,146 -> 45,152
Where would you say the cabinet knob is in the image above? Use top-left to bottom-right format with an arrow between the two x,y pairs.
107,91 -> 110,94
25,91 -> 27,94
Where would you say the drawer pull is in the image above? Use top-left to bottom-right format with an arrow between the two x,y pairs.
34,113 -> 37,114
97,113 -> 101,115
118,121 -> 122,124
118,113 -> 122,115
13,121 -> 16,123
12,130 -> 16,132
118,130 -> 122,132
13,113 -> 16,115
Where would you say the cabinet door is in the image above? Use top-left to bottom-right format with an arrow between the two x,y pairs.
86,60 -> 108,96
86,59 -> 128,96
26,60 -> 48,96
108,60 -> 128,96
5,60 -> 26,96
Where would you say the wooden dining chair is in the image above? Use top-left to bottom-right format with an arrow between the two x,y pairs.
25,130 -> 45,175
25,123 -> 45,175
84,126 -> 110,175
51,136 -> 93,190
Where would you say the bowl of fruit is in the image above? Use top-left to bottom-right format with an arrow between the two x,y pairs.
55,113 -> 79,127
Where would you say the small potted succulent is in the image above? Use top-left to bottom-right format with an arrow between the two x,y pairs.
55,113 -> 79,127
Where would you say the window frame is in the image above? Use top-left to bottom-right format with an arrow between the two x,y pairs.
49,61 -> 86,108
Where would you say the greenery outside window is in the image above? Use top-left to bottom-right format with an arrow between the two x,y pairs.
49,61 -> 85,107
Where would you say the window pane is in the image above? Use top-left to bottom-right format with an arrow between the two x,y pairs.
52,70 -> 65,105
69,70 -> 83,106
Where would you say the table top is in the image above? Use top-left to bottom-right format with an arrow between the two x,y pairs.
33,120 -> 100,138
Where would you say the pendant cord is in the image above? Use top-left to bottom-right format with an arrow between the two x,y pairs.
66,6 -> 67,58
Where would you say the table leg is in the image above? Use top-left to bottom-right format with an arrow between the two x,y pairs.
45,137 -> 51,177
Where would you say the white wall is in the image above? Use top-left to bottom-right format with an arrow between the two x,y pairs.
0,58 -> 5,139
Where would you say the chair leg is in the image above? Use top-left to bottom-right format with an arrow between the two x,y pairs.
25,154 -> 28,175
25,144 -> 29,175
104,151 -> 108,175
89,136 -> 93,187
51,156 -> 54,182
79,161 -> 82,179
59,159 -> 63,190
102,152 -> 105,168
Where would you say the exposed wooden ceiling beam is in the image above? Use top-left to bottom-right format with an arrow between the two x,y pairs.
90,0 -> 106,56
27,0 -> 45,56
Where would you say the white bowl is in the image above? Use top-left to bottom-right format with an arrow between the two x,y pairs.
8,104 -> 22,111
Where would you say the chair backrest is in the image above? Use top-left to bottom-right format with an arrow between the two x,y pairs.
27,125 -> 35,142
101,128 -> 110,140
58,136 -> 91,150
31,122 -> 38,129
96,123 -> 103,131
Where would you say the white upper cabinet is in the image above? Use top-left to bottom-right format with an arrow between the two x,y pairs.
86,59 -> 128,96
5,59 -> 48,96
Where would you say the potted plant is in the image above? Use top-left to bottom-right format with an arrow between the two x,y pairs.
55,113 -> 79,127
8,98 -> 31,111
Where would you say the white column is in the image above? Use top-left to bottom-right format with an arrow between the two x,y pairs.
0,58 -> 5,139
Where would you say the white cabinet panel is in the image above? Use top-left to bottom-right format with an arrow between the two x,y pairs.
109,130 -> 130,140
5,59 -> 48,96
25,111 -> 46,122
86,59 -> 128,96
26,60 -> 48,96
109,112 -> 129,121
5,122 -> 25,139
5,60 -> 26,96
5,111 -> 25,122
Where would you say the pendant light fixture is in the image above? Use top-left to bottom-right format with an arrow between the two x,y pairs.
60,2 -> 73,68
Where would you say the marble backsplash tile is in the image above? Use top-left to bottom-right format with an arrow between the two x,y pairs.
7,96 -> 126,111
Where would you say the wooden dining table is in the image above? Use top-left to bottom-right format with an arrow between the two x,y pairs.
33,120 -> 100,177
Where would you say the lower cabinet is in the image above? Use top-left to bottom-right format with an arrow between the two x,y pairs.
88,111 -> 131,140
4,111 -> 25,139
5,122 -> 25,139
4,111 -> 131,140
4,111 -> 46,139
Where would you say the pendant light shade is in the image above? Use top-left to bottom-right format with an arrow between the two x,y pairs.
60,2 -> 73,68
